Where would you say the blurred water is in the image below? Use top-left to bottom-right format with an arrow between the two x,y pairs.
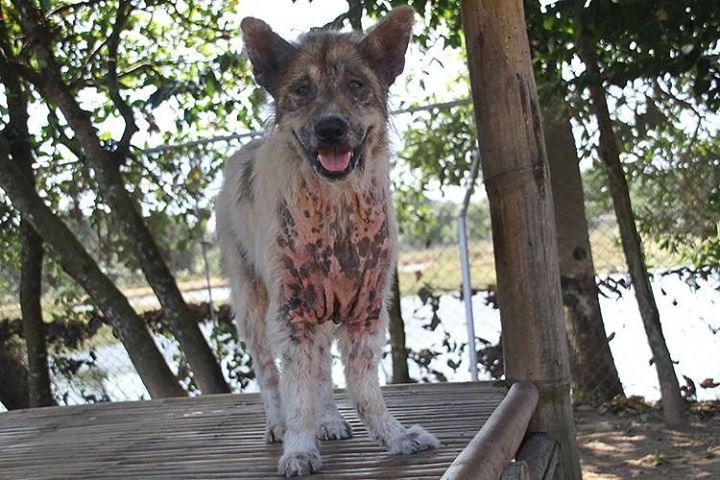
46,272 -> 720,405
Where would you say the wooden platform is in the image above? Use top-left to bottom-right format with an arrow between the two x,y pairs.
0,382 -> 507,479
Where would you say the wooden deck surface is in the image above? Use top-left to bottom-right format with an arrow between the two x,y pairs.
0,382 -> 506,480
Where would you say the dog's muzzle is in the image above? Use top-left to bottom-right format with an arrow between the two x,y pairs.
295,116 -> 366,181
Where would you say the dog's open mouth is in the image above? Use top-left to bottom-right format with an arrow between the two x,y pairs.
317,148 -> 352,172
313,144 -> 363,180
293,129 -> 368,181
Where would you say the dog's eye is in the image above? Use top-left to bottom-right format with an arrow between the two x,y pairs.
349,79 -> 364,92
294,84 -> 310,96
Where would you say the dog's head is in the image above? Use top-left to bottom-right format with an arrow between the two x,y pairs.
241,7 -> 413,181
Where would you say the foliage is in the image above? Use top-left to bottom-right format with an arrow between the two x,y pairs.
0,0 -> 259,303
317,0 -> 464,48
401,101 -> 476,188
615,75 -> 720,268
360,0 -> 463,49
395,197 -> 491,248
0,0 -> 719,403
395,0 -> 720,268
0,196 -> 19,300
528,0 -> 720,106
527,1 -> 720,268
0,0 -> 716,288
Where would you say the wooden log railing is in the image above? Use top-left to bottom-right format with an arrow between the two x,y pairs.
441,382 -> 539,480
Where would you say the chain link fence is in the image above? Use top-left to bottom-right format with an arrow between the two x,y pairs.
1,104 -> 719,409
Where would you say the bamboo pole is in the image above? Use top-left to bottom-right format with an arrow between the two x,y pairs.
459,1 -> 582,478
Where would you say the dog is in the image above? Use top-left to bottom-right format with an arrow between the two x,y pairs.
216,6 -> 439,477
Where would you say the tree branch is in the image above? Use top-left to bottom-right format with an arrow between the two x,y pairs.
10,0 -> 231,394
47,0 -> 105,18
167,2 -> 233,38
0,132 -> 185,399
0,10 -> 32,179
47,109 -> 85,162
10,0 -> 118,170
106,0 -> 137,158
651,78 -> 705,159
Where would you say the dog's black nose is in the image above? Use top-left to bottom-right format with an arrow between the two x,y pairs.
314,116 -> 348,144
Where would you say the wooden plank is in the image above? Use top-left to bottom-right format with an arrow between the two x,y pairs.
440,382 -> 538,480
0,381 -> 506,479
516,433 -> 560,480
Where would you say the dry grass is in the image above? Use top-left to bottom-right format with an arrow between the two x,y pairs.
397,222 -> 685,297
398,239 -> 496,296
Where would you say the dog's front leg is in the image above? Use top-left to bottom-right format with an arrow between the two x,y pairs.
314,322 -> 352,440
278,322 -> 322,477
338,317 -> 440,455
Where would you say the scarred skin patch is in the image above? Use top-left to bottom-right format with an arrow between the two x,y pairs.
277,178 -> 391,341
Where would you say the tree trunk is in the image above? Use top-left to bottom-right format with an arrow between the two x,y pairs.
0,137 -> 184,398
0,336 -> 29,410
0,46 -> 55,408
388,267 -> 410,384
543,102 -> 624,404
576,17 -> 687,428
460,1 -> 583,479
11,0 -> 229,394
19,221 -> 54,407
95,161 -> 230,394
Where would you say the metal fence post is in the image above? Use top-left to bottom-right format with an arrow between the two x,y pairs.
458,152 -> 482,381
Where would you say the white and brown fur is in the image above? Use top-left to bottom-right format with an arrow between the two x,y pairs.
216,7 -> 439,477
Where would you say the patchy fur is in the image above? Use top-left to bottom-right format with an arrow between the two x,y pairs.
216,7 -> 439,477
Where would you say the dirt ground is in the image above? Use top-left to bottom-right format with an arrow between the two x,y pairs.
575,406 -> 720,479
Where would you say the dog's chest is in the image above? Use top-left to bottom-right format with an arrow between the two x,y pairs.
276,182 -> 391,335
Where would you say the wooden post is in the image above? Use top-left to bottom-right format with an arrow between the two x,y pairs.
501,462 -> 530,480
516,433 -> 561,480
459,1 -> 582,479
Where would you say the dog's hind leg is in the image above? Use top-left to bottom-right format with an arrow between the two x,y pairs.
228,258 -> 284,443
337,315 -> 440,455
313,323 -> 352,441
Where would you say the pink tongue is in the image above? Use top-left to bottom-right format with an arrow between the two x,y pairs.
317,149 -> 352,172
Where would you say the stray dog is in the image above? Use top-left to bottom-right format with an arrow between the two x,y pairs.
216,6 -> 439,477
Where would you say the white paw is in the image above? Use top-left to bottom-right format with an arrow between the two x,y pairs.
316,417 -> 353,440
386,425 -> 441,455
264,422 -> 286,443
278,449 -> 322,477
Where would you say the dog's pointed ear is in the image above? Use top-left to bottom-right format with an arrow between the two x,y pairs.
358,6 -> 414,87
241,17 -> 297,96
